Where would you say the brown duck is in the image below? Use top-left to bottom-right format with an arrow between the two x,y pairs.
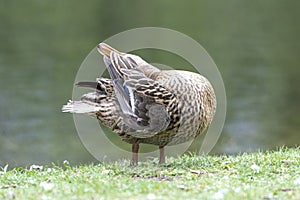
62,43 -> 216,165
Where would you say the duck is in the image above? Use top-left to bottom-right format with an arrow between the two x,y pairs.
62,43 -> 216,165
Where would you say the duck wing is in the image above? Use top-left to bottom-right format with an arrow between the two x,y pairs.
104,52 -> 175,138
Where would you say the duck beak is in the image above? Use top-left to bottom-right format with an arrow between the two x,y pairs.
97,43 -> 124,57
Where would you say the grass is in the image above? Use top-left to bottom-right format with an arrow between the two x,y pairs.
0,147 -> 299,200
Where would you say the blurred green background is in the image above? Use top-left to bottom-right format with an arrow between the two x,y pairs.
1,0 -> 299,166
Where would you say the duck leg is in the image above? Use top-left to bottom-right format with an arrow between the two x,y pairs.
159,146 -> 165,164
131,143 -> 139,166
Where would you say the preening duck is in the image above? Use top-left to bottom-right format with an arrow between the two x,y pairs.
62,43 -> 216,165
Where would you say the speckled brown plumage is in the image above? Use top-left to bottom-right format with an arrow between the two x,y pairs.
62,43 -> 216,165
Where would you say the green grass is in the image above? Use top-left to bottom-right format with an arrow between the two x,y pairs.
1,147 -> 299,200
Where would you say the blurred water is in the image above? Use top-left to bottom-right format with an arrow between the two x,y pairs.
0,1 -> 299,166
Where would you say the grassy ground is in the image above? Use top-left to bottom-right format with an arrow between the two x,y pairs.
0,147 -> 299,200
